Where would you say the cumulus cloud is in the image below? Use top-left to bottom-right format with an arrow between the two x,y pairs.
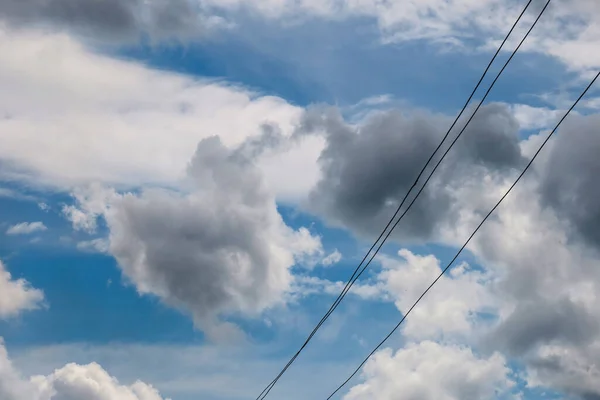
321,249 -> 342,266
6,222 -> 47,235
66,136 -> 322,339
298,103 -> 524,244
32,362 -> 169,400
0,339 -> 168,400
0,260 -> 44,319
509,103 -> 563,130
537,114 -> 600,249
344,341 -> 514,400
0,26 -> 321,203
446,126 -> 600,399
378,250 -> 497,341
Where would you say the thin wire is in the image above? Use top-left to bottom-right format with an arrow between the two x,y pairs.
325,71 -> 600,400
255,1 -> 538,398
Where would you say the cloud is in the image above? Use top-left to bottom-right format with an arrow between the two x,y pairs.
2,0 -> 599,75
76,238 -> 110,254
66,136 -> 322,340
0,187 -> 37,202
298,103 -> 524,243
491,298 -> 600,356
0,0 -> 225,43
344,341 -> 514,400
289,96 -> 600,398
32,362 -> 169,400
0,339 -> 169,400
6,222 -> 47,235
292,275 -> 387,302
525,342 -> 600,398
62,184 -> 116,233
537,114 -> 600,249
0,260 -> 44,319
378,250 -> 497,341
321,249 -> 342,266
0,26 -> 320,203
509,104 -> 564,130
444,131 -> 600,399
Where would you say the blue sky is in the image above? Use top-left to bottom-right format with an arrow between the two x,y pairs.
1,1 -> 600,400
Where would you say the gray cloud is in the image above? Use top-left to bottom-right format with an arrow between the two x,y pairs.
0,0 -> 214,42
69,136 -> 322,340
525,343 -> 600,400
298,103 -> 524,243
539,114 -> 600,250
490,297 -> 600,355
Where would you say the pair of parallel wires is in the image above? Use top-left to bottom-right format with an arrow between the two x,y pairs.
255,0 -> 600,397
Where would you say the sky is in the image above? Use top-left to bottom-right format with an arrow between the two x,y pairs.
1,0 -> 600,399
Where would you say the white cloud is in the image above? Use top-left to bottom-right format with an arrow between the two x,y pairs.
344,341 -> 514,400
0,260 -> 44,319
0,340 -> 169,400
377,250 -> 497,341
509,104 -> 563,130
6,222 -> 47,235
321,249 -> 342,266
32,362 -> 169,400
62,184 -> 117,233
0,26 -> 322,203
292,275 -> 387,302
77,238 -> 110,254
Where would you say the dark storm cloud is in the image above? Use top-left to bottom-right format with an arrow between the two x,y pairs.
0,0 -> 207,41
297,102 -> 524,242
539,114 -> 600,250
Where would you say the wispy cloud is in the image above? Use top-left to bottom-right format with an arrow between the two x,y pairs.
6,222 -> 47,235
0,187 -> 37,202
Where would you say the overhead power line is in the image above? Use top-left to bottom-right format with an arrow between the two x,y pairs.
324,70 -> 600,400
255,1 -> 544,398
